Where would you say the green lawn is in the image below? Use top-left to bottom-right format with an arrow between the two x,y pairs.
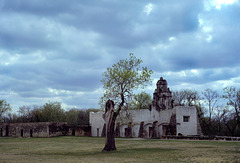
0,136 -> 239,163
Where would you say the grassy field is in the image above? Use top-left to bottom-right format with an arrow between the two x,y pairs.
0,136 -> 239,163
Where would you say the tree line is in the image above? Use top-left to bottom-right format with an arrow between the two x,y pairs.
0,101 -> 99,127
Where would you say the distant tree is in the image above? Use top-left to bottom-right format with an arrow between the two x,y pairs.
100,53 -> 153,151
17,105 -> 36,122
6,112 -> 18,123
66,109 -> 87,126
76,110 -> 89,125
223,87 -> 240,126
31,106 -> 43,122
194,103 -> 209,135
214,106 -> 227,135
172,89 -> 199,106
66,108 -> 100,127
129,92 -> 152,110
184,89 -> 199,106
202,89 -> 220,134
222,87 -> 240,136
0,99 -> 11,123
222,108 -> 239,136
39,101 -> 66,122
172,90 -> 186,106
65,109 -> 79,127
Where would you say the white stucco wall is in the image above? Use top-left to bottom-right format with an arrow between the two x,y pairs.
175,106 -> 198,136
90,106 -> 198,137
122,109 -> 175,124
89,112 -> 104,137
127,109 -> 176,138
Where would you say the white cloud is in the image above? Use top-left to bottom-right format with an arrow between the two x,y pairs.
205,0 -> 238,10
169,37 -> 176,41
144,3 -> 153,15
214,0 -> 237,9
206,35 -> 212,42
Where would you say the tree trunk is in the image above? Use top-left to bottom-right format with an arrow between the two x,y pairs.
102,116 -> 116,151
102,100 -> 117,151
138,121 -> 144,138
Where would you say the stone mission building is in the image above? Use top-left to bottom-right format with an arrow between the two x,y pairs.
90,77 -> 202,138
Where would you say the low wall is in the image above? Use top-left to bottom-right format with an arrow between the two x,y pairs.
161,135 -> 240,141
0,122 -> 91,138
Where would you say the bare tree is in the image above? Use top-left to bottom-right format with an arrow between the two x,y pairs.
18,105 -> 35,122
172,89 -> 199,106
222,108 -> 239,136
223,87 -> 240,126
184,89 -> 199,106
172,90 -> 186,106
202,89 -> 220,131
214,106 -> 227,135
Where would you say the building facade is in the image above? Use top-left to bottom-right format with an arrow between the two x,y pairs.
90,77 -> 202,138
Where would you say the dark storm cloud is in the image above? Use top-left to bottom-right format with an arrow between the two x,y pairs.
1,0 -> 76,15
1,0 -> 203,49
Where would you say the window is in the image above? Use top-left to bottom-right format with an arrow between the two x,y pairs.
183,116 -> 190,122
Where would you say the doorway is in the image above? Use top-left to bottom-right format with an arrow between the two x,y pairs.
30,129 -> 33,137
97,128 -> 99,137
149,127 -> 153,138
21,129 -> 23,137
162,125 -> 167,136
6,125 -> 9,136
124,128 -> 128,137
72,129 -> 75,136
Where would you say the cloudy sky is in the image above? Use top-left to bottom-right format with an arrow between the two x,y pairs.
0,0 -> 240,111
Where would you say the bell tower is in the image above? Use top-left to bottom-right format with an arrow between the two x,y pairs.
152,77 -> 173,111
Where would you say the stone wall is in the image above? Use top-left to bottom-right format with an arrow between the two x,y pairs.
0,122 -> 53,137
89,111 -> 105,137
0,122 -> 91,138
